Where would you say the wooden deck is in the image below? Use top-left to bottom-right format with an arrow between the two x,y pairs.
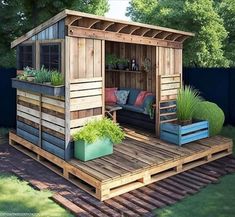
9,129 -> 233,201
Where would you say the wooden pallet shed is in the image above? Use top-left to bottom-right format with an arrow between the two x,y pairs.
11,9 -> 195,161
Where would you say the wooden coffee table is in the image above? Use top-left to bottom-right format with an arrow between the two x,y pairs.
105,104 -> 122,123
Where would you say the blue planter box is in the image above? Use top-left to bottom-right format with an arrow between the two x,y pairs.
160,120 -> 209,146
12,78 -> 65,97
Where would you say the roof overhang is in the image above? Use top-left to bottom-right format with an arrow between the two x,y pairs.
11,9 -> 195,48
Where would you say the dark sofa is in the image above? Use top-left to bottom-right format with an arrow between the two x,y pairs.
116,88 -> 156,132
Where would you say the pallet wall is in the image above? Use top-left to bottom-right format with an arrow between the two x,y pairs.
16,90 -> 66,159
105,43 -> 182,94
67,37 -> 105,134
105,42 -> 156,93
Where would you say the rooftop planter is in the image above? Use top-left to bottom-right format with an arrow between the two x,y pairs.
12,67 -> 65,97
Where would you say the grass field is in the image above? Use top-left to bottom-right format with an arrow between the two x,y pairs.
0,173 -> 73,217
155,125 -> 235,217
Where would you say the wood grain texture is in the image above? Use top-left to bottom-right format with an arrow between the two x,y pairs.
9,130 -> 233,201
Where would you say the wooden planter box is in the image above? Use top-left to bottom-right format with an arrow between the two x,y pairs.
74,137 -> 113,161
160,120 -> 209,146
12,78 -> 65,97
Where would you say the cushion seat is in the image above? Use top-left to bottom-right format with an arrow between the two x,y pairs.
118,104 -> 144,114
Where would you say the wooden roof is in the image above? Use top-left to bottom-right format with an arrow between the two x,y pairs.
11,9 -> 195,48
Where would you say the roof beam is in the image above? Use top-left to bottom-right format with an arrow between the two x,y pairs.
97,21 -> 115,31
120,26 -> 140,34
132,28 -> 151,36
165,33 -> 182,41
66,16 -> 82,26
174,35 -> 190,43
108,23 -> 128,32
68,26 -> 182,49
79,18 -> 101,29
154,32 -> 172,39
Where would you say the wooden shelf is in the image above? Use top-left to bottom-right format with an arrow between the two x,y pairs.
105,69 -> 143,74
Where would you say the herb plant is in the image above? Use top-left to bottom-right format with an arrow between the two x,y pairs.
34,66 -> 52,84
72,118 -> 125,144
51,71 -> 64,86
176,86 -> 202,122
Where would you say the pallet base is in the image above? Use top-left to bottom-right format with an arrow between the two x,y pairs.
9,131 -> 233,201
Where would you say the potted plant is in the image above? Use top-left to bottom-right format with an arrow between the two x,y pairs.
72,118 -> 125,161
160,86 -> 209,146
117,58 -> 129,70
176,86 -> 202,125
105,54 -> 118,70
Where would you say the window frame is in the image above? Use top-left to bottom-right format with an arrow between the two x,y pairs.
17,42 -> 35,70
39,42 -> 61,72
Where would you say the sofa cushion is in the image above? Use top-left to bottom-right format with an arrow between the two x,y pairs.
134,91 -> 148,106
142,94 -> 155,109
115,90 -> 129,104
119,88 -> 141,105
119,104 -> 145,114
105,88 -> 117,103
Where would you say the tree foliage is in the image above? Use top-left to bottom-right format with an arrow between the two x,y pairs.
0,0 -> 109,68
216,0 -> 235,66
127,0 -> 230,67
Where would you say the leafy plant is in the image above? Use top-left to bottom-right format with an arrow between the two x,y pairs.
117,58 -> 128,65
106,54 -> 118,65
34,66 -> 52,84
145,102 -> 155,119
51,71 -> 64,86
176,86 -> 202,122
72,118 -> 125,144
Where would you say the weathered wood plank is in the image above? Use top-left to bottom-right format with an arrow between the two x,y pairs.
70,115 -> 102,128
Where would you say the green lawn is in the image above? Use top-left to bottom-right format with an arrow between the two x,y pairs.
155,126 -> 235,217
0,173 -> 73,217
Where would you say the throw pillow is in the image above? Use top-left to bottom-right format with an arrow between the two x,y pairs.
134,91 -> 148,106
115,90 -> 130,104
105,88 -> 117,104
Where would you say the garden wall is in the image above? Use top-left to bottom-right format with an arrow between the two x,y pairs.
0,68 -> 16,128
183,68 -> 235,126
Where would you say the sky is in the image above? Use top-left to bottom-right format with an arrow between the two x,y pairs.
105,0 -> 130,21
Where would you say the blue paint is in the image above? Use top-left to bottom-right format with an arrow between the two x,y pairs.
160,120 -> 209,146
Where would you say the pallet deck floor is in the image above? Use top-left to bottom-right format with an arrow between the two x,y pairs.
9,128 -> 233,201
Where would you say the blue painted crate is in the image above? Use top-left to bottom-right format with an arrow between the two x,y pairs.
160,120 -> 209,146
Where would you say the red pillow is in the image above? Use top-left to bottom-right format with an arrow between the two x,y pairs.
105,88 -> 117,104
134,91 -> 148,106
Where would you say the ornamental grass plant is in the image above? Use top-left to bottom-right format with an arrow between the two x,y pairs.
176,86 -> 202,124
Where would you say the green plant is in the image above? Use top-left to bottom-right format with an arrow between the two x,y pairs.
34,66 -> 52,84
176,86 -> 202,122
145,102 -> 155,119
17,67 -> 35,81
72,118 -> 125,144
193,101 -> 225,136
51,71 -> 64,86
117,58 -> 128,65
106,54 -> 118,65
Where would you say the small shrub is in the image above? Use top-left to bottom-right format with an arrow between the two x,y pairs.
193,101 -> 225,136
72,118 -> 125,144
51,71 -> 64,86
177,86 -> 202,122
